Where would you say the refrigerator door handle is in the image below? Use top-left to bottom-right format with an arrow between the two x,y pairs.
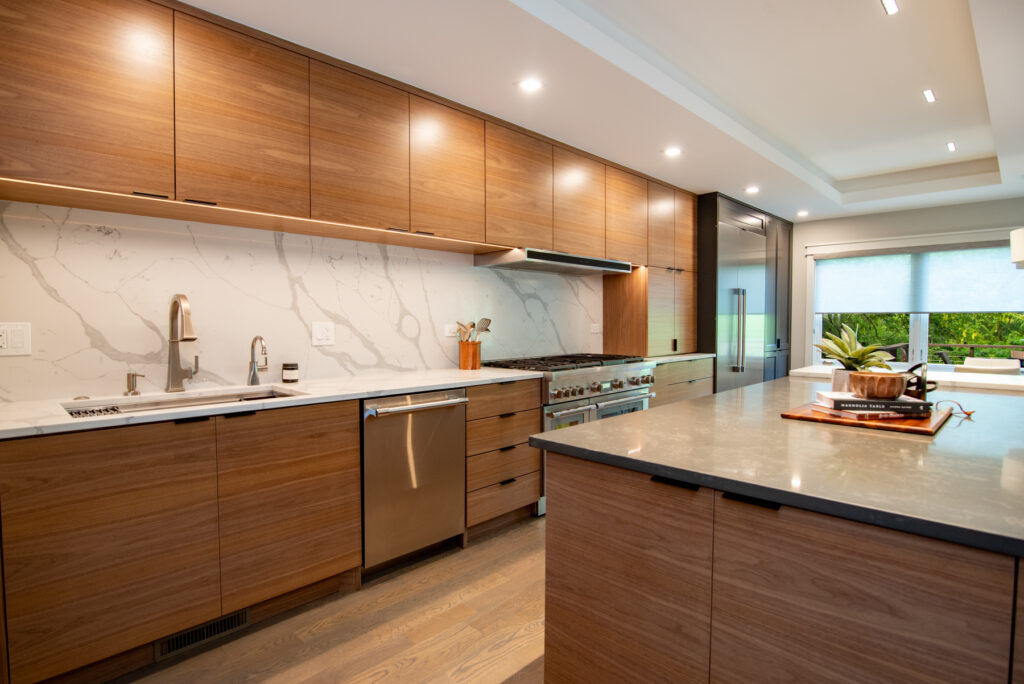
732,288 -> 746,372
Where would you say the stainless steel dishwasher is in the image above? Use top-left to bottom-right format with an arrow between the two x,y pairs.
362,388 -> 468,568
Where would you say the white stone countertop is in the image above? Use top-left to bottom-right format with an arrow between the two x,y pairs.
531,376 -> 1024,556
791,364 -> 1024,393
645,353 -> 716,364
0,367 -> 543,440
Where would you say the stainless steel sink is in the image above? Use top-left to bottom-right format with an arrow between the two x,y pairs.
62,386 -> 307,418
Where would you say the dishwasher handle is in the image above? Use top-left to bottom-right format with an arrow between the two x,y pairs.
364,396 -> 468,419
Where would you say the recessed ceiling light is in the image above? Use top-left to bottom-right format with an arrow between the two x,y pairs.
880,0 -> 899,15
745,186 -> 759,194
797,210 -> 809,217
664,146 -> 681,157
947,142 -> 957,152
923,89 -> 936,103
518,77 -> 542,92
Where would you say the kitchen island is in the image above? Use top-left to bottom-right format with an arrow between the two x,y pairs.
530,376 -> 1024,683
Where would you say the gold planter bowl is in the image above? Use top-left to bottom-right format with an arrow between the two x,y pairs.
849,371 -> 908,400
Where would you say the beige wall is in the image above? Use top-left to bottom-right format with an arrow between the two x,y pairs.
790,196 -> 1024,367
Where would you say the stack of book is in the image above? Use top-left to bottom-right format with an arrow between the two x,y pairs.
813,391 -> 932,421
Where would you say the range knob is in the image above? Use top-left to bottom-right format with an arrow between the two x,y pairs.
610,378 -> 624,389
551,388 -> 563,399
576,385 -> 586,396
589,381 -> 602,392
642,374 -> 655,384
628,376 -> 640,385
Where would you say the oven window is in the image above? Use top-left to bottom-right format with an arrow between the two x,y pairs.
595,398 -> 647,420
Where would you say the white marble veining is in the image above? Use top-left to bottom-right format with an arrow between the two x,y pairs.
532,376 -> 1024,554
0,201 -> 601,402
790,364 -> 1024,393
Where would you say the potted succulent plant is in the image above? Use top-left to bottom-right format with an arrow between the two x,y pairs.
815,324 -> 894,391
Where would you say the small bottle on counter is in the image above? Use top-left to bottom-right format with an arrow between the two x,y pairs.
282,362 -> 299,383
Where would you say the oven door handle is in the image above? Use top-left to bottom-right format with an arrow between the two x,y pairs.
596,395 -> 649,410
546,405 -> 594,419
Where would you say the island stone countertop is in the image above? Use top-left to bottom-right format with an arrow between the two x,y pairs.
530,376 -> 1024,556
0,367 -> 543,440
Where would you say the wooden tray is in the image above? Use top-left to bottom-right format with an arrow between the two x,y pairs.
781,404 -> 953,435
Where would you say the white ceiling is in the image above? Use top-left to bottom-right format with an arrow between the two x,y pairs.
185,0 -> 1024,222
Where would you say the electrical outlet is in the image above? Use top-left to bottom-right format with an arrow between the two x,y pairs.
0,323 -> 31,356
0,330 -> 6,350
444,323 -> 459,337
590,323 -> 602,334
311,321 -> 335,347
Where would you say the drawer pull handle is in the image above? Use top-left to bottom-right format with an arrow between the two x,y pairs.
498,381 -> 516,385
224,410 -> 256,419
722,492 -> 781,510
499,445 -> 516,452
184,198 -> 217,206
132,191 -> 169,199
651,475 -> 699,491
498,412 -> 516,419
499,478 -> 516,486
174,416 -> 210,424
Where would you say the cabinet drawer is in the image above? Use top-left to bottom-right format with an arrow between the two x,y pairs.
467,470 -> 542,527
655,358 -> 713,385
649,378 -> 714,408
466,408 -> 540,455
466,379 -> 541,420
467,444 -> 541,492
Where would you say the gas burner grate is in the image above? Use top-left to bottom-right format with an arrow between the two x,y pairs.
484,353 -> 643,371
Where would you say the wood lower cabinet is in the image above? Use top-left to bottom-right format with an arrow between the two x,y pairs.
553,148 -> 605,258
310,61 -> 409,230
711,492 -> 1014,684
648,357 -> 713,408
485,123 -> 552,249
545,452 -> 713,684
216,402 -> 361,613
174,13 -> 310,215
605,167 -> 648,265
0,420 -> 221,684
0,0 -> 174,197
465,380 -> 542,526
410,96 -> 486,241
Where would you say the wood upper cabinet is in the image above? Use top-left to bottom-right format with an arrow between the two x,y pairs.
485,123 -> 553,249
605,167 -> 648,265
0,421 -> 221,684
676,270 -> 697,352
711,493 -> 1014,684
606,266 -> 697,357
0,0 -> 174,197
647,266 -> 675,356
647,181 -> 675,268
553,148 -> 605,258
410,96 -> 485,241
216,402 -> 362,614
174,13 -> 310,215
546,452 -> 713,684
310,61 -> 409,230
674,190 -> 698,271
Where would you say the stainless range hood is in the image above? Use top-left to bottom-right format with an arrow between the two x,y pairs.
475,248 -> 633,276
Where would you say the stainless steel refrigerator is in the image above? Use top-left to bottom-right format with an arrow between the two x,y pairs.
707,199 -> 767,392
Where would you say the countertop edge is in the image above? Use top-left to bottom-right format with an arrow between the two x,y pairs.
530,435 -> 1024,557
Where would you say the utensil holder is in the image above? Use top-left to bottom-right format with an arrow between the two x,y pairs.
459,341 -> 481,370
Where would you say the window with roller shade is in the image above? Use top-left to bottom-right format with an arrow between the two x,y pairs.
813,245 -> 1024,364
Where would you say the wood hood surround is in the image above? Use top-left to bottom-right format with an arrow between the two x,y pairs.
0,0 -> 697,266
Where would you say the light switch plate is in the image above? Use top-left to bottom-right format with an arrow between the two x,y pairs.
0,322 -> 32,356
311,321 -> 335,347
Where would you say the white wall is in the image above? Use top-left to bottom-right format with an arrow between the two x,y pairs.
0,201 -> 602,402
791,197 -> 1024,367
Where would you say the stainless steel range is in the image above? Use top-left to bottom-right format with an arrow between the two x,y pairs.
483,353 -> 658,431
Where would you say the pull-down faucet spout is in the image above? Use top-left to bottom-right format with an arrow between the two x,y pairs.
167,294 -> 199,392
247,336 -> 268,386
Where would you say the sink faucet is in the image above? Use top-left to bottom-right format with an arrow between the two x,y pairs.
247,335 -> 268,386
166,294 -> 199,392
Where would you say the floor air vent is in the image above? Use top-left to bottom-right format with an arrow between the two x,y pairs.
155,610 -> 248,660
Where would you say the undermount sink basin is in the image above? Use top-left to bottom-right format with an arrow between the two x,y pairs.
62,386 -> 307,418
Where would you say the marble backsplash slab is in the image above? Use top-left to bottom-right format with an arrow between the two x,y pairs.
0,201 -> 602,402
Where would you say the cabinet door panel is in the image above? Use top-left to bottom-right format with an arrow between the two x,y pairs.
647,266 -> 675,357
485,123 -> 552,249
0,422 -> 220,684
466,409 -> 541,456
674,190 -> 697,271
675,270 -> 698,353
0,0 -> 174,197
217,402 -> 361,614
546,453 -> 713,683
174,14 -> 310,215
553,148 -> 605,257
410,96 -> 485,241
711,493 -> 1013,684
647,181 -> 675,268
605,167 -> 648,265
310,61 -> 409,229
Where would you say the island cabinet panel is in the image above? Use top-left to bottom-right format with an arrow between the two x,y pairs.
174,13 -> 310,215
605,167 -> 648,265
485,123 -> 553,249
546,452 -> 713,684
710,492 -> 1014,684
410,96 -> 486,241
0,421 -> 221,684
674,190 -> 698,271
310,61 -> 410,230
647,181 -> 676,268
216,401 -> 361,614
0,0 -> 175,197
553,148 -> 605,258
